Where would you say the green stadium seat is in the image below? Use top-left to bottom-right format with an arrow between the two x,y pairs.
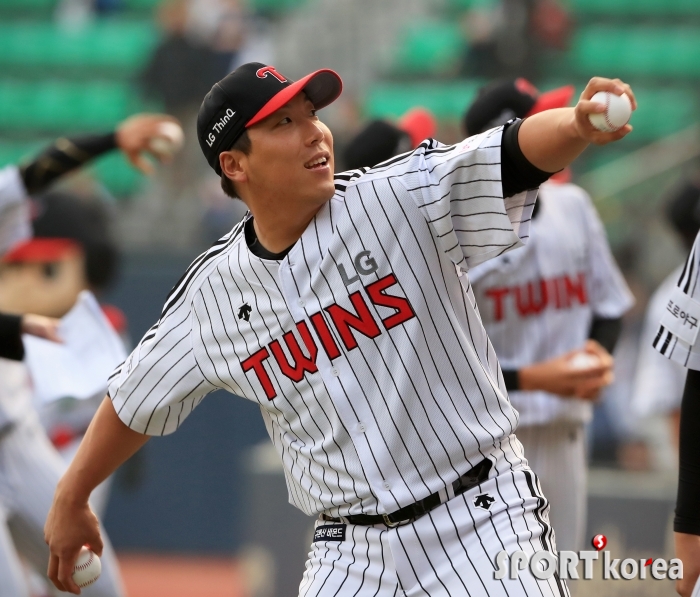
0,80 -> 150,132
364,81 -> 484,121
393,21 -> 465,76
0,21 -> 159,76
625,88 -> 699,141
570,0 -> 700,18
571,27 -> 700,79
248,0 -> 308,13
91,152 -> 144,196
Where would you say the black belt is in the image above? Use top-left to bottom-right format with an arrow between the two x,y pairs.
322,458 -> 492,528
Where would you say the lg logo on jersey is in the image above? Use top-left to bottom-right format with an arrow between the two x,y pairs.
337,250 -> 378,287
240,273 -> 415,400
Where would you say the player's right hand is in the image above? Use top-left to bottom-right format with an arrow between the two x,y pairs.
45,485 -> 103,594
519,340 -> 614,400
115,113 -> 182,175
572,77 -> 637,146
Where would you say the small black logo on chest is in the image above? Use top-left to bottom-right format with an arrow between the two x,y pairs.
238,303 -> 252,321
473,493 -> 496,510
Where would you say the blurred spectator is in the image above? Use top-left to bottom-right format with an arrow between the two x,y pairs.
460,0 -> 571,80
140,0 -> 247,114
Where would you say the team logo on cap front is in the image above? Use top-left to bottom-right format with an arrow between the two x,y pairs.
256,66 -> 287,83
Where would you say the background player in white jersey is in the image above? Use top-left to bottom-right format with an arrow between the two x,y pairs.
652,226 -> 700,596
45,63 -> 636,596
0,114 -> 175,597
463,79 -> 634,552
632,178 -> 700,447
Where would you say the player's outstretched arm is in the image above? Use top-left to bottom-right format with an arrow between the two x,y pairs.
45,396 -> 149,594
518,77 -> 636,174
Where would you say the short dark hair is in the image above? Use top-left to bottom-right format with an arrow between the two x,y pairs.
220,130 -> 252,200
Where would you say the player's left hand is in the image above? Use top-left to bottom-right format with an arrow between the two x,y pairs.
21,313 -> 61,343
572,77 -> 637,145
675,532 -> 700,597
572,339 -> 614,400
115,114 -> 182,175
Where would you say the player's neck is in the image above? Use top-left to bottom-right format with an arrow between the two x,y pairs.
249,203 -> 321,254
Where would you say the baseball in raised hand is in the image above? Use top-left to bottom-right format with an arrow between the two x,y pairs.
572,77 -> 636,145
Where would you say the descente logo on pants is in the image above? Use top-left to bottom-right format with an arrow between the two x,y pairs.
240,273 -> 416,400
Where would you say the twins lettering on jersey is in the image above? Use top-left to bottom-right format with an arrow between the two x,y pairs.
240,271 -> 415,400
484,272 -> 588,321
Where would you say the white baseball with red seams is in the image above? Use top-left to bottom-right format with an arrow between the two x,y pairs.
588,91 -> 632,132
72,546 -> 101,588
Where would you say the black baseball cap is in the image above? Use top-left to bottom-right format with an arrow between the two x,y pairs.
343,120 -> 413,171
197,62 -> 343,174
464,78 -> 575,136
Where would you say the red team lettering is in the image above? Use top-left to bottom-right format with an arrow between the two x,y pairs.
240,274 -> 415,399
485,273 -> 588,321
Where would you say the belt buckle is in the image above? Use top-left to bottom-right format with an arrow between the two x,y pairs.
382,513 -> 414,528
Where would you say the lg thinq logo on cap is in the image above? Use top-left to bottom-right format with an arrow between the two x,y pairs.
206,108 -> 236,148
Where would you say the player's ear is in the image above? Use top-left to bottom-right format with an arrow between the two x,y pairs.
219,150 -> 248,186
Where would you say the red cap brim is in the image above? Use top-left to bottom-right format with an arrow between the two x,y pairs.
246,69 -> 343,127
527,85 -> 576,116
3,238 -> 81,263
398,107 -> 437,148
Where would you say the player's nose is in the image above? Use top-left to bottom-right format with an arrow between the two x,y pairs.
306,119 -> 326,146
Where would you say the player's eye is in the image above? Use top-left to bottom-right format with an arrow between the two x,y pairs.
310,109 -> 318,117
278,117 -> 292,125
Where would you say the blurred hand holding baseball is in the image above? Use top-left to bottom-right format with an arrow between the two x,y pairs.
519,340 -> 614,400
45,495 -> 103,595
115,114 -> 184,175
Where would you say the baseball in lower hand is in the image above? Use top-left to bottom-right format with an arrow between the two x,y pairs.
568,352 -> 600,371
72,546 -> 101,588
588,91 -> 632,132
148,121 -> 184,158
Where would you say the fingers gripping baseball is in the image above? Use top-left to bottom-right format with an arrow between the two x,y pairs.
573,77 -> 636,145
45,497 -> 103,594
116,113 -> 184,175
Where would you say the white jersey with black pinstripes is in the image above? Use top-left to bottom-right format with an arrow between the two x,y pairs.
654,231 -> 700,370
468,182 -> 634,426
108,125 -> 538,518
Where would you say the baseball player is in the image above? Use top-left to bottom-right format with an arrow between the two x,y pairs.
632,179 -> 700,440
45,63 -> 635,596
653,227 -> 700,597
462,79 -> 634,553
0,114 -> 177,597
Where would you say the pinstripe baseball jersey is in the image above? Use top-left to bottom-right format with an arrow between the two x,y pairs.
633,265 -> 687,417
468,182 -> 634,426
108,126 -> 538,518
654,231 -> 700,370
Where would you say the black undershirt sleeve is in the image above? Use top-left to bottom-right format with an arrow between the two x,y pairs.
675,367 -> 700,535
19,132 -> 117,196
501,119 -> 556,198
588,316 -> 623,354
0,312 -> 24,361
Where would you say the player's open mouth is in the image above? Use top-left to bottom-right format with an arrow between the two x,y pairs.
304,155 -> 329,170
